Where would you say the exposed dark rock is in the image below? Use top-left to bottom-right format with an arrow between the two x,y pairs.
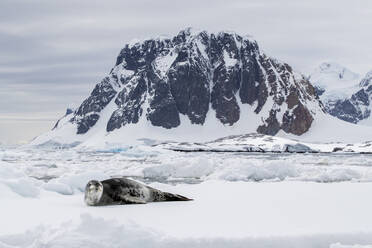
147,70 -> 180,129
107,73 -> 147,132
65,108 -> 73,115
168,42 -> 210,124
209,32 -> 241,125
211,61 -> 241,125
71,77 -> 117,134
332,147 -> 344,152
314,86 -> 325,97
327,88 -> 371,123
257,110 -> 281,135
239,52 -> 262,105
352,89 -> 369,105
76,113 -> 100,134
282,103 -> 314,135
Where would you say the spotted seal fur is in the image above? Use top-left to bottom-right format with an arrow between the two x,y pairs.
85,178 -> 192,206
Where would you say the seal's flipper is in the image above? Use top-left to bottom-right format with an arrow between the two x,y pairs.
120,195 -> 147,204
163,192 -> 193,201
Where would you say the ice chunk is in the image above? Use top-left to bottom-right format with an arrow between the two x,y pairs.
43,171 -> 110,195
0,163 -> 40,198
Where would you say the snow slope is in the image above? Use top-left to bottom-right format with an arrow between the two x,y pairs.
30,110 -> 372,149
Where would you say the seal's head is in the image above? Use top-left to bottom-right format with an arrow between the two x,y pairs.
84,180 -> 103,206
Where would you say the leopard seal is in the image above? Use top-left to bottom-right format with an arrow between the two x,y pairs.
84,178 -> 192,206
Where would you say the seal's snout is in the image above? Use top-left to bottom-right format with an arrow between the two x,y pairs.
85,180 -> 104,206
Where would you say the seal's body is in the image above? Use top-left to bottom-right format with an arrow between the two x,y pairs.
84,178 -> 192,206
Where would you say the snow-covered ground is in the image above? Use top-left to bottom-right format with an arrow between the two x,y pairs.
2,145 -> 372,247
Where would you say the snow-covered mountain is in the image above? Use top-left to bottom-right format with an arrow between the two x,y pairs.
310,63 -> 372,124
32,28 -> 325,145
75,28 -> 323,135
32,29 -> 372,146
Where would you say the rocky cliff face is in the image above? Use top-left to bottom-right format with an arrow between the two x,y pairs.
64,28 -> 322,137
310,63 -> 372,124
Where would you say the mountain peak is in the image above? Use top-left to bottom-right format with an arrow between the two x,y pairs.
177,27 -> 200,36
314,62 -> 359,81
309,62 -> 360,102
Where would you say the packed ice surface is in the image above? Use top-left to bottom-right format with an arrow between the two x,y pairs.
2,180 -> 372,248
1,145 -> 372,247
4,144 -> 372,185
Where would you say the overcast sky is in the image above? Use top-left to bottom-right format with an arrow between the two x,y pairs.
1,0 -> 372,144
